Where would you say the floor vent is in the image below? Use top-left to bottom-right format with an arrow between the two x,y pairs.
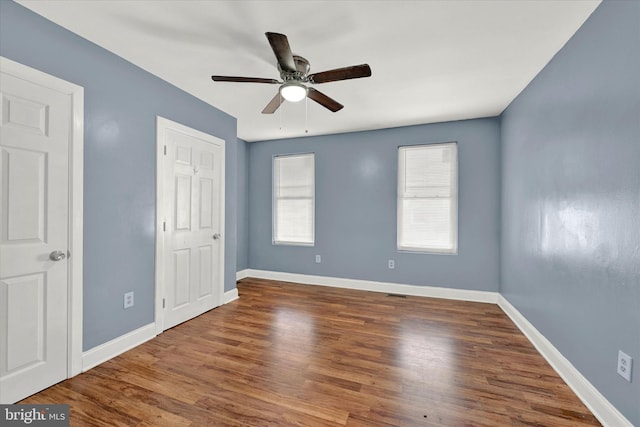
387,293 -> 407,298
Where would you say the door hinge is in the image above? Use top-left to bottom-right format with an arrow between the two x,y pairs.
163,221 -> 166,232
162,298 -> 165,309
164,145 -> 167,155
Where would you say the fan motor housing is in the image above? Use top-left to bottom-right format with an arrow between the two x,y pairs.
278,55 -> 310,81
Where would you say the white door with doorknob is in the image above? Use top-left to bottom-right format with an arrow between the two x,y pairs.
157,118 -> 225,332
0,63 -> 74,403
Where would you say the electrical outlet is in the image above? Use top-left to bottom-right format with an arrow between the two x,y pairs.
315,254 -> 321,263
617,350 -> 632,382
388,259 -> 395,269
124,291 -> 134,309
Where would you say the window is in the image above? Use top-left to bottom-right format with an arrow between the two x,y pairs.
398,143 -> 457,253
273,153 -> 315,245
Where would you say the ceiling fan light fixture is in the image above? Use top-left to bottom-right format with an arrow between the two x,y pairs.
280,82 -> 307,102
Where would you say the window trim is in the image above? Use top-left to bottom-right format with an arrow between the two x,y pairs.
397,142 -> 458,254
272,152 -> 315,246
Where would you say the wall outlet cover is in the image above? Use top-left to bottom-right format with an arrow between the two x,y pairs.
124,291 -> 134,309
617,350 -> 632,382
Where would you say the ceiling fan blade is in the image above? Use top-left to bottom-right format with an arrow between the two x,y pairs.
307,88 -> 343,112
262,92 -> 285,114
308,64 -> 371,84
211,76 -> 279,84
265,32 -> 297,73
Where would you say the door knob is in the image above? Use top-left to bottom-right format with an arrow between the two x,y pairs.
212,233 -> 221,240
49,250 -> 66,261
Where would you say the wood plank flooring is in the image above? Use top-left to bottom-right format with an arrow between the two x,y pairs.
21,278 -> 601,426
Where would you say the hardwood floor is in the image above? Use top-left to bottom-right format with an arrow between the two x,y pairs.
21,278 -> 601,426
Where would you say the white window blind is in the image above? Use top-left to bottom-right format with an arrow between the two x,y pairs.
398,143 -> 457,253
273,153 -> 315,245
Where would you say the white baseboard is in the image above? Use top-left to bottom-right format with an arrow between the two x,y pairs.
498,296 -> 633,427
243,269 -> 499,304
223,288 -> 239,304
236,269 -> 249,281
81,323 -> 156,372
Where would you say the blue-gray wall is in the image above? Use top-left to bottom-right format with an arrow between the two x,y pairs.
500,1 -> 640,424
249,119 -> 501,291
0,1 -> 239,351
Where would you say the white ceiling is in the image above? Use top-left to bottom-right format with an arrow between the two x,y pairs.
17,0 -> 600,142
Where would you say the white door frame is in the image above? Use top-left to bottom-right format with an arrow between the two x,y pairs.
0,56 -> 84,378
155,116 -> 225,335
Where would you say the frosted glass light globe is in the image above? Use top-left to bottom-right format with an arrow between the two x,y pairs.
280,83 -> 307,102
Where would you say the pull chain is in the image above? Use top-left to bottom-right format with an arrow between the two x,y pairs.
305,96 -> 309,134
279,93 -> 283,131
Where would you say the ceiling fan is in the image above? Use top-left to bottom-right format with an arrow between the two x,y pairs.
211,32 -> 371,114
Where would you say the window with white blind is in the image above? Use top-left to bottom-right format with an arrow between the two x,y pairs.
397,143 -> 458,253
273,153 -> 315,245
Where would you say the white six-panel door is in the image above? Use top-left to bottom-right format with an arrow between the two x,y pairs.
156,118 -> 225,332
0,64 -> 74,403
